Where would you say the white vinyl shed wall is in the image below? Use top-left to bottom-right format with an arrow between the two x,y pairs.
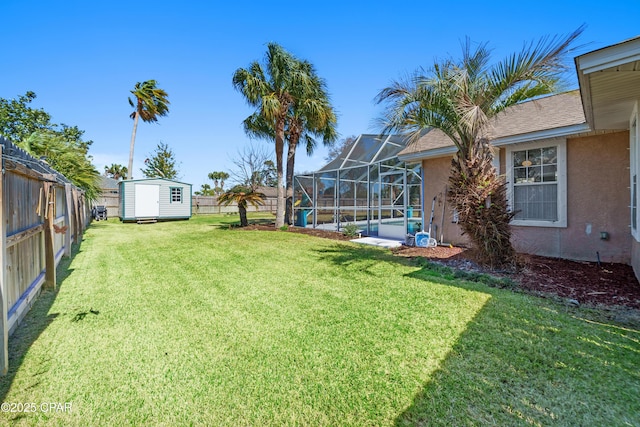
119,178 -> 192,221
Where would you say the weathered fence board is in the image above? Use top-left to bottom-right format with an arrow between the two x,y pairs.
0,143 -> 7,373
0,137 -> 89,374
192,195 -> 277,215
93,193 -> 119,218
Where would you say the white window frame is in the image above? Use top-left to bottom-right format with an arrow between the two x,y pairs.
170,186 -> 183,203
506,138 -> 567,227
630,102 -> 639,241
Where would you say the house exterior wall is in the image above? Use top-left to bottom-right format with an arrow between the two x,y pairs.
422,157 -> 468,246
120,179 -> 192,220
511,131 -> 630,263
421,131 -> 631,263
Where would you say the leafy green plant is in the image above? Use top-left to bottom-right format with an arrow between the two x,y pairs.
279,224 -> 289,231
342,223 -> 360,237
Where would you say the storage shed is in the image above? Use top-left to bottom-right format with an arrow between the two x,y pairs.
119,178 -> 192,222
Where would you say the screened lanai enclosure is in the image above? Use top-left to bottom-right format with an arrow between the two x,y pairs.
293,134 -> 422,240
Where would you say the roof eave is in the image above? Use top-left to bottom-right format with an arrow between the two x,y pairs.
398,123 -> 590,162
492,123 -> 591,146
575,36 -> 640,74
575,36 -> 640,129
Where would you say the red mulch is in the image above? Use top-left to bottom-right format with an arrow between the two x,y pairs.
394,246 -> 640,310
241,224 -> 640,310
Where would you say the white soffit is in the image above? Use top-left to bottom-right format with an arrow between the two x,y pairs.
576,37 -> 640,130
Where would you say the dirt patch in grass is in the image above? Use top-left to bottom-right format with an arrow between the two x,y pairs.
242,224 -> 354,240
243,223 -> 640,310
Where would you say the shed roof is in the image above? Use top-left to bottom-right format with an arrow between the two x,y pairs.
119,177 -> 192,186
398,91 -> 587,160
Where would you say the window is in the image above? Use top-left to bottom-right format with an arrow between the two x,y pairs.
170,187 -> 183,203
506,139 -> 566,227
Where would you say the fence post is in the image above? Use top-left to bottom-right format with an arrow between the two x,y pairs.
0,143 -> 8,374
73,189 -> 81,244
44,182 -> 56,289
64,183 -> 73,257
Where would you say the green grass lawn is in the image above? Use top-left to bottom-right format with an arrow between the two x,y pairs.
1,214 -> 638,426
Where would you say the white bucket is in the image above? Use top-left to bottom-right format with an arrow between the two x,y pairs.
415,232 -> 438,248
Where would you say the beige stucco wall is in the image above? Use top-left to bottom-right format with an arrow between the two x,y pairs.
421,131 -> 631,263
512,131 -> 630,263
421,156 -> 469,246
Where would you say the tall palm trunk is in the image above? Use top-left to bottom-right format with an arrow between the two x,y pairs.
285,142 -> 297,225
127,111 -> 139,180
447,138 -> 515,268
274,117 -> 286,228
285,127 -> 301,225
239,202 -> 248,227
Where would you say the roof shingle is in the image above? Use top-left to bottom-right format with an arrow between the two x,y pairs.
399,90 -> 586,157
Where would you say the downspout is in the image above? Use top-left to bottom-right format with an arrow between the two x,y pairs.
421,164 -> 426,232
312,173 -> 317,228
336,170 -> 340,231
366,165 -> 370,235
403,164 -> 408,237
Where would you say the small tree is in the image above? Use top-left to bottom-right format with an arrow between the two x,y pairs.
260,160 -> 277,187
141,142 -> 179,179
218,185 -> 265,227
0,91 -> 52,143
229,143 -> 276,190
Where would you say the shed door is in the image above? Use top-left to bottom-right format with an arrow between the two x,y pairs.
135,184 -> 160,217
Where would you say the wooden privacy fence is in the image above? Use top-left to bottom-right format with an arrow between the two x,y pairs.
0,137 -> 89,374
94,193 -> 119,218
192,195 -> 277,215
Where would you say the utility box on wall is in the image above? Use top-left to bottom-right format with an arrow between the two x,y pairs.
119,178 -> 192,222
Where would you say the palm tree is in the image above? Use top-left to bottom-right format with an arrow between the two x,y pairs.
284,62 -> 338,224
218,185 -> 266,227
208,171 -> 230,194
233,43 -> 313,228
127,80 -> 170,180
376,28 -> 583,268
237,55 -> 337,225
104,163 -> 128,180
196,183 -> 215,196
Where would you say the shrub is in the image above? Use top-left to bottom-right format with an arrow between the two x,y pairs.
342,223 -> 360,237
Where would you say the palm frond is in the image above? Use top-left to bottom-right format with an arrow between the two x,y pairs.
130,80 -> 170,124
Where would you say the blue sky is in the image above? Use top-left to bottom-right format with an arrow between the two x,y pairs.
1,0 -> 638,189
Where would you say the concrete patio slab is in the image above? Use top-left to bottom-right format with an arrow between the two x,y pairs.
350,237 -> 404,248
